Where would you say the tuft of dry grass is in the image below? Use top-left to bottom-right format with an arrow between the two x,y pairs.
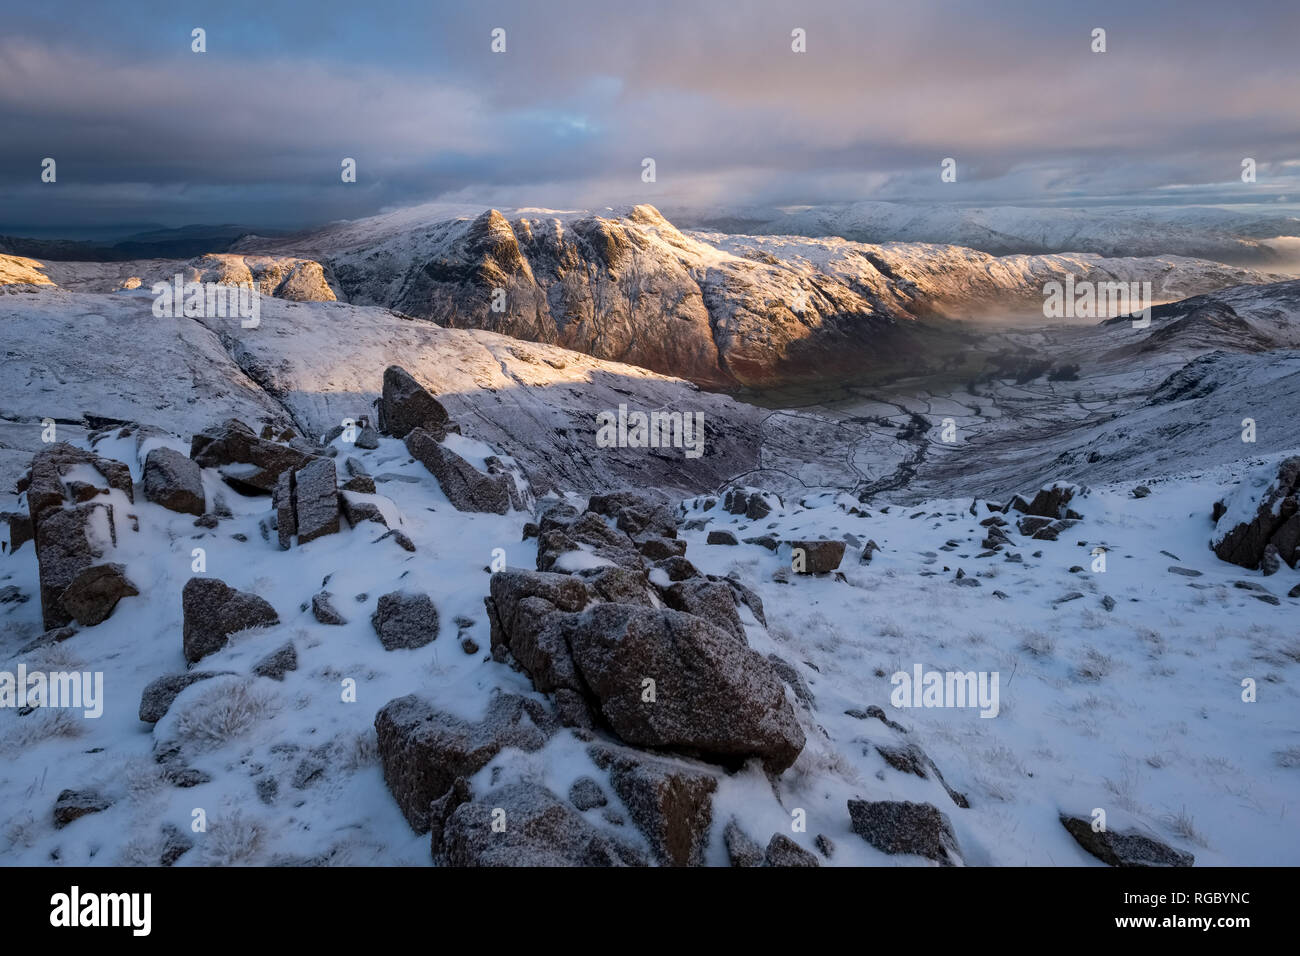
1074,647 -> 1114,682
171,679 -> 280,750
1162,806 -> 1208,848
1019,629 -> 1055,658
199,809 -> 267,866
0,708 -> 85,755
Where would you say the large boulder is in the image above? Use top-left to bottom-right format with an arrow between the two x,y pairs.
189,419 -> 315,494
1212,457 -> 1300,570
441,782 -> 645,867
143,447 -> 205,516
847,799 -> 961,865
786,539 -> 846,574
374,693 -> 555,833
182,577 -> 280,663
290,458 -> 340,544
1060,814 -> 1194,867
377,365 -> 452,440
405,428 -> 516,514
370,590 -> 439,651
568,604 -> 805,772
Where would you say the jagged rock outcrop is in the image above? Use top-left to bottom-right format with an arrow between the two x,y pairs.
24,443 -> 136,628
1211,457 -> 1300,570
1011,482 -> 1079,519
486,492 -> 807,774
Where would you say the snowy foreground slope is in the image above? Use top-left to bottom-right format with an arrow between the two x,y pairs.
1,276 -> 1298,867
0,428 -> 1296,866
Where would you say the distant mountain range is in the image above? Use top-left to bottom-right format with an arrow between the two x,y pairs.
666,201 -> 1300,268
0,224 -> 278,262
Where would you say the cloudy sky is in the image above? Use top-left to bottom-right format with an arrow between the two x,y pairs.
2,0 -> 1298,236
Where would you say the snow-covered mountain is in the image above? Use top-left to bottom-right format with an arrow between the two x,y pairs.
672,201 -> 1300,269
223,204 -> 1285,389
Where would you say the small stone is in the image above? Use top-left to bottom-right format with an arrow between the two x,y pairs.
311,590 -> 347,625
763,834 -> 820,867
53,789 -> 111,828
371,591 -> 439,650
568,776 -> 608,811
251,642 -> 297,681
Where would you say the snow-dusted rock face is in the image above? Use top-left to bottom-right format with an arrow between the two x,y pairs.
1211,456 -> 1300,570
228,205 -> 1283,389
0,255 -> 55,287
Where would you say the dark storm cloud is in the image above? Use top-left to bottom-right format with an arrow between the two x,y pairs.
2,0 -> 1298,234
